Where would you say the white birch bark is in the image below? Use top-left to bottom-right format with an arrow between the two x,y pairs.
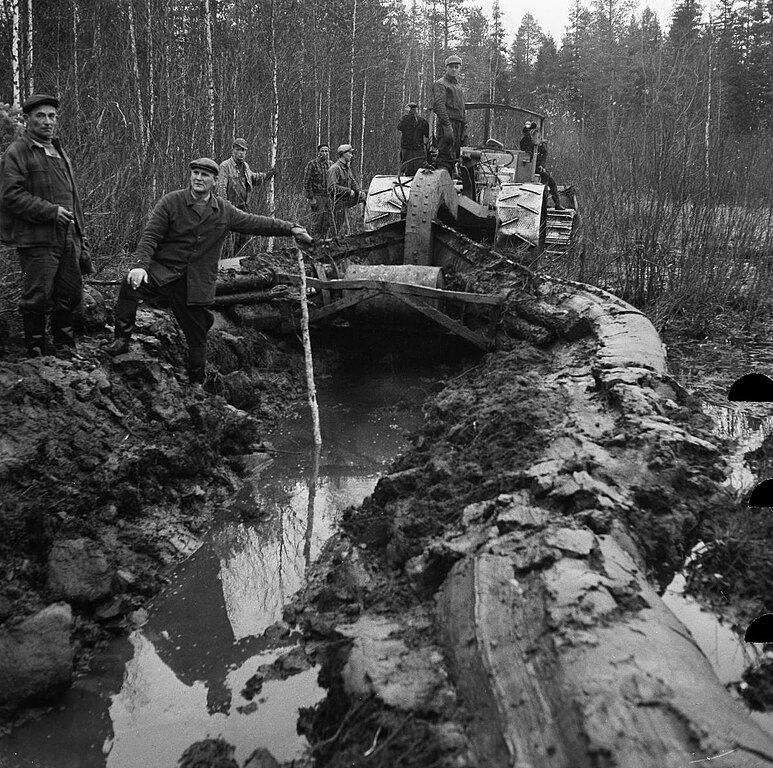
126,0 -> 146,151
267,0 -> 279,250
26,0 -> 33,95
204,0 -> 215,157
10,0 -> 21,108
72,0 -> 80,114
359,76 -> 366,180
348,0 -> 357,143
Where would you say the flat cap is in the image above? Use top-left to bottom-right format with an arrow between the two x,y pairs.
407,101 -> 418,108
22,93 -> 60,114
189,157 -> 219,175
337,144 -> 355,154
445,55 -> 462,66
232,137 -> 248,149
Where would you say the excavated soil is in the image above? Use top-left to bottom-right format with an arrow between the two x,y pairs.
0,251 -> 761,766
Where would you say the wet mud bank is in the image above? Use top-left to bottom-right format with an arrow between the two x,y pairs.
280,282 -> 773,767
1,250 -> 767,766
0,304 -> 313,726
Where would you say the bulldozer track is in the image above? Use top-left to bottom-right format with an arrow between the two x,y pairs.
543,208 -> 576,259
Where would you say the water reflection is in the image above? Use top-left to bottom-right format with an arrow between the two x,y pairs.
702,401 -> 773,494
0,369 -> 427,768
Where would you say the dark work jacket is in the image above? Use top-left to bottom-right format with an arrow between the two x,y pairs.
0,132 -> 87,248
132,188 -> 298,305
432,74 -> 465,128
397,113 -> 430,150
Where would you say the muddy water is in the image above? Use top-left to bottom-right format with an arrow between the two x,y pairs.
0,367 -> 429,768
663,399 -> 773,733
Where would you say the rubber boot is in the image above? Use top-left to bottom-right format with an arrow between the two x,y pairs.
21,312 -> 50,357
51,307 -> 77,355
188,346 -> 207,387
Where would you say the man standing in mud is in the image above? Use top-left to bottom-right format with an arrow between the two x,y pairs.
105,158 -> 312,386
303,143 -> 332,238
432,55 -> 467,176
217,138 -> 275,257
328,144 -> 366,236
0,94 -> 92,357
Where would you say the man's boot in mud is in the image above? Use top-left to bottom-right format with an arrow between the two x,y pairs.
104,316 -> 134,356
21,312 -> 52,357
188,346 -> 207,388
51,307 -> 81,358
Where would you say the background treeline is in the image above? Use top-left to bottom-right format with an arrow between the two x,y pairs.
1,0 -> 772,333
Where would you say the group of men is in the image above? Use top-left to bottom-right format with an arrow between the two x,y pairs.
0,54 -> 562,384
0,93 -> 312,385
302,143 -> 366,239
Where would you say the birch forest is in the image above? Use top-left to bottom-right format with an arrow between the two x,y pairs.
1,0 -> 772,329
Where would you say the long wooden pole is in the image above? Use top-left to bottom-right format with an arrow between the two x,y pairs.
297,247 -> 322,446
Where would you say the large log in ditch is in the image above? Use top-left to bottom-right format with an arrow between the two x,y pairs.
291,279 -> 773,768
432,284 -> 773,767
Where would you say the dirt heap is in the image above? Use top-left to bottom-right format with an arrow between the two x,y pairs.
0,301 -> 308,723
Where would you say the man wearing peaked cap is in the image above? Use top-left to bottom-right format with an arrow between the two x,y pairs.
397,101 -> 429,176
217,138 -> 276,257
21,93 -> 60,113
302,143 -> 332,238
105,157 -> 312,387
0,92 -> 92,357
433,54 -> 467,175
328,144 -> 366,236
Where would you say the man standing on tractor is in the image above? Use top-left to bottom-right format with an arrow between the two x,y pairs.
432,55 -> 467,176
521,121 -> 563,210
397,102 -> 429,176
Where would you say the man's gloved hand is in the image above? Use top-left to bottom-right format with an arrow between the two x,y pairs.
291,225 -> 313,245
265,167 -> 276,181
309,198 -> 318,211
79,249 -> 93,276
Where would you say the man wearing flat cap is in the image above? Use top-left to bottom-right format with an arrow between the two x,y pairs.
397,102 -> 429,176
432,54 -> 467,175
302,143 -> 333,238
106,157 -> 312,386
217,138 -> 275,257
327,144 -> 366,236
0,93 -> 92,357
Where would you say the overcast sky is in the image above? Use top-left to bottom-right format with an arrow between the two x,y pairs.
494,0 -> 675,43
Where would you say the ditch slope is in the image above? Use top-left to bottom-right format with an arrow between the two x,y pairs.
0,255 -> 765,767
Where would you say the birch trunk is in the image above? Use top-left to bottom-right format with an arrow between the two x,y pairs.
204,0 -> 215,157
25,0 -> 33,95
297,248 -> 322,446
267,0 -> 279,250
10,0 -> 21,108
348,0 -> 357,143
359,76 -> 366,180
126,0 -> 146,154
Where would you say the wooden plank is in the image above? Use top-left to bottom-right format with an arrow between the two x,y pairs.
278,273 -> 503,307
390,291 -> 494,350
306,289 -> 381,323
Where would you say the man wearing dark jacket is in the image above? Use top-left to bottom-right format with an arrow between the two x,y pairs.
0,93 -> 91,357
520,122 -> 563,210
432,55 -> 467,175
397,103 -> 429,176
328,144 -> 366,236
106,158 -> 312,386
302,143 -> 332,238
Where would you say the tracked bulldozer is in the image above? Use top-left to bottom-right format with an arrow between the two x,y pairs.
364,103 -> 578,261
